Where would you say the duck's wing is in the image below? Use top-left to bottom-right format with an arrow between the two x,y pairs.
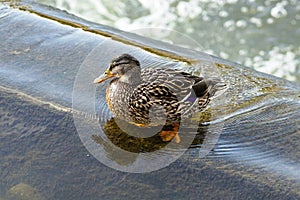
141,68 -> 225,101
138,68 -> 226,118
141,68 -> 197,102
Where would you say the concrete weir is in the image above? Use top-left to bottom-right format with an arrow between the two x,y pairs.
0,1 -> 299,199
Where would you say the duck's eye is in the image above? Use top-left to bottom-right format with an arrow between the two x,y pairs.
109,62 -> 117,71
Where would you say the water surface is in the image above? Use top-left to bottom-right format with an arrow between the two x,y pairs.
37,0 -> 300,82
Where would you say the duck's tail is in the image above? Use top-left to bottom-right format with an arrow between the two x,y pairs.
206,78 -> 227,99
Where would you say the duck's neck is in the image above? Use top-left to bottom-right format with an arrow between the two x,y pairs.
119,66 -> 142,85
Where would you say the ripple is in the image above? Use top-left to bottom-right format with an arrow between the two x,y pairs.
207,100 -> 300,165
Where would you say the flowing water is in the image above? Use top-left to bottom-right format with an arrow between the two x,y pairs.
1,1 -> 300,199
37,0 -> 300,82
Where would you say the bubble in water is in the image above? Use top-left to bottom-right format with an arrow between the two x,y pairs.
223,20 -> 235,31
257,6 -> 265,12
220,52 -> 229,59
236,20 -> 247,28
259,51 -> 265,56
250,17 -> 262,27
239,49 -> 247,56
271,3 -> 287,18
240,6 -> 248,13
267,18 -> 274,24
226,0 -> 238,4
219,10 -> 229,18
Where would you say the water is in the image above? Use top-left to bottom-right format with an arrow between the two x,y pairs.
1,2 -> 300,199
37,0 -> 300,82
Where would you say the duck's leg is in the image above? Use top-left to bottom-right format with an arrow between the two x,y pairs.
159,123 -> 180,143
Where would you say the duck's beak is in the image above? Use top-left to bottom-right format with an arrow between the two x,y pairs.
93,69 -> 115,84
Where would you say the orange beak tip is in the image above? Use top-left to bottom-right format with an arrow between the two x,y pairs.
93,74 -> 114,84
93,78 -> 102,84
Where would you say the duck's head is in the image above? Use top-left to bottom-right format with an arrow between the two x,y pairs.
94,54 -> 141,84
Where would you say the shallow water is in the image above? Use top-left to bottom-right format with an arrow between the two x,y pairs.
37,0 -> 300,82
1,1 -> 300,199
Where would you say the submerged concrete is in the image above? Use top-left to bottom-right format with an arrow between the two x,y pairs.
0,1 -> 299,199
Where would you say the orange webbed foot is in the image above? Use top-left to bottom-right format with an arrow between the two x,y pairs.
159,123 -> 180,143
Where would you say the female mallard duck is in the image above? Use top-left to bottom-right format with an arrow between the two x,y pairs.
94,54 -> 225,143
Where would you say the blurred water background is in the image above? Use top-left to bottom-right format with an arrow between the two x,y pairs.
37,0 -> 300,82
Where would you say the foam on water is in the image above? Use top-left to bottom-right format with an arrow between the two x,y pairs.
37,0 -> 300,82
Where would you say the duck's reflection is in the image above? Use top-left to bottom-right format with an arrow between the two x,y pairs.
92,113 -> 211,164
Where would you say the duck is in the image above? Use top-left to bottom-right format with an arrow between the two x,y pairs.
94,54 -> 226,143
